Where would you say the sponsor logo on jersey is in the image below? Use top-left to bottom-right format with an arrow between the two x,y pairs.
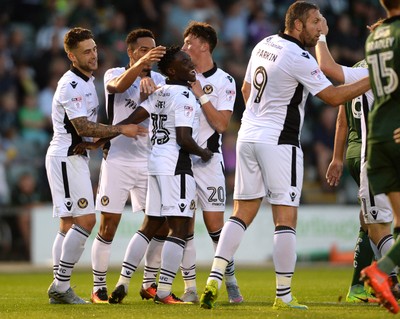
101,196 -> 109,206
226,89 -> 235,102
70,81 -> 78,89
77,198 -> 88,209
179,203 -> 187,212
370,209 -> 378,220
227,75 -> 233,83
203,84 -> 213,94
184,105 -> 194,117
64,199 -> 73,211
267,189 -> 282,200
289,192 -> 297,202
155,100 -> 166,109
301,52 -> 310,59
124,98 -> 138,109
311,68 -> 324,81
182,91 -> 190,98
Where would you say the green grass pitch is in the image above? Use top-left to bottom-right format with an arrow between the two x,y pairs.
0,264 -> 394,319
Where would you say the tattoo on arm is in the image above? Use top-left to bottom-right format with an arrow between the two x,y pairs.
71,117 -> 121,138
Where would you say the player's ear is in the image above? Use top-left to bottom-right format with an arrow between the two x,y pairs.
166,66 -> 176,78
200,41 -> 209,52
294,19 -> 303,32
66,50 -> 76,63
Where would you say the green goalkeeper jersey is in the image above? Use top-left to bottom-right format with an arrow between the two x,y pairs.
365,16 -> 400,144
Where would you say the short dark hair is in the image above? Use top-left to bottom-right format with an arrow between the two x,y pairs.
157,46 -> 181,76
126,28 -> 155,47
64,27 -> 94,52
285,1 -> 319,32
183,21 -> 217,53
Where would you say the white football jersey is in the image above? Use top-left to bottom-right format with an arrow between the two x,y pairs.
239,33 -> 332,146
140,83 -> 198,175
342,64 -> 373,163
47,67 -> 99,157
103,67 -> 165,166
196,65 -> 236,152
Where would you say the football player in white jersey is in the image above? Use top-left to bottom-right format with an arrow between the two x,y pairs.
178,21 -> 242,304
200,1 -> 370,310
104,46 -> 213,304
316,18 -> 398,302
89,29 -> 166,303
46,27 -> 147,304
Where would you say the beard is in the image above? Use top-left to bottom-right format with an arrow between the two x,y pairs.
301,30 -> 319,48
77,59 -> 98,73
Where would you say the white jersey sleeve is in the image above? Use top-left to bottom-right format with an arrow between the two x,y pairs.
239,34 -> 331,146
47,69 -> 99,156
61,76 -> 98,121
196,66 -> 235,151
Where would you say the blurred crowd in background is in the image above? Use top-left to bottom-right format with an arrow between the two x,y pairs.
0,0 -> 385,260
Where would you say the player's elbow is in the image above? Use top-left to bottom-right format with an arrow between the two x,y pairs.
215,123 -> 228,134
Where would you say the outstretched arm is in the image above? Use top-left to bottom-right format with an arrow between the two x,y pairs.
107,46 -> 166,94
316,77 -> 370,107
70,116 -> 147,138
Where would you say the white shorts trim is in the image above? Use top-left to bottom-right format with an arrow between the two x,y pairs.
146,174 -> 196,217
233,142 -> 303,207
95,159 -> 148,213
45,155 -> 95,217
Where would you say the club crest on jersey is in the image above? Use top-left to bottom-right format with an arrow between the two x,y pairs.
101,196 -> 109,206
70,81 -> 78,89
77,198 -> 88,209
190,200 -> 196,210
203,84 -> 213,94
184,105 -> 194,117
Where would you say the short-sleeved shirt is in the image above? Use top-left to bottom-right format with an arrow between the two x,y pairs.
103,67 -> 165,166
46,67 -> 99,157
140,82 -> 199,176
196,65 -> 235,152
239,33 -> 332,146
